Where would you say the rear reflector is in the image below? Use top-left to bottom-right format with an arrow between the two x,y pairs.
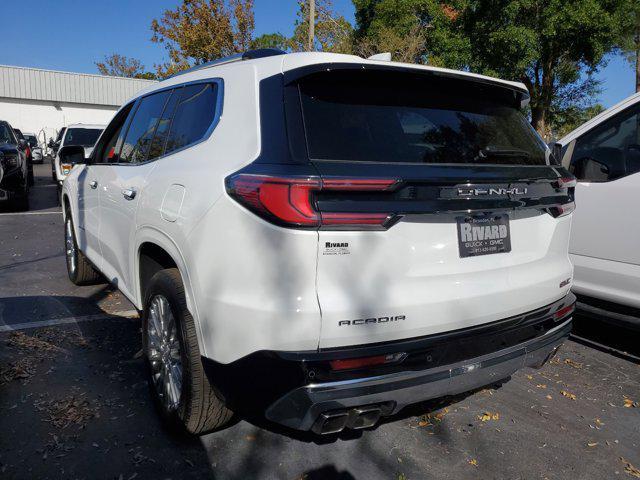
329,352 -> 407,371
226,174 -> 399,229
554,303 -> 575,320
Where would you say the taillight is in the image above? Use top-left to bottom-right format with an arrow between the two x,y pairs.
548,201 -> 575,218
226,174 -> 399,229
549,174 -> 576,217
555,176 -> 577,189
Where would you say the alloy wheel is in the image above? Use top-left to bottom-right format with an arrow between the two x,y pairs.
147,294 -> 183,411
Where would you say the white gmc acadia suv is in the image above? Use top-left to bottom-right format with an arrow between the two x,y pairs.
60,49 -> 577,435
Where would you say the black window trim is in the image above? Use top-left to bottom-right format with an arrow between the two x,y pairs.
91,78 -> 224,167
569,101 -> 640,183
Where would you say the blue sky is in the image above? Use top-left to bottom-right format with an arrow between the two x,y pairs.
2,0 -> 634,108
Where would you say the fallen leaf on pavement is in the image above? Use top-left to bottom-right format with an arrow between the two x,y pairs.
478,412 -> 500,422
587,442 -> 598,447
546,395 -> 553,400
468,459 -> 478,466
536,384 -> 547,389
621,458 -> 640,478
560,390 -> 576,401
564,358 -> 583,369
623,397 -> 637,408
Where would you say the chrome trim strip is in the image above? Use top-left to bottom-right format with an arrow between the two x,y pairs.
305,318 -> 572,391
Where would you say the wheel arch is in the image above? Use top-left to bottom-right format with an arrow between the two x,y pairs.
135,228 -> 205,354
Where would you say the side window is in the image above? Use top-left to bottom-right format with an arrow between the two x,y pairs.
120,90 -> 172,164
571,104 -> 640,182
164,82 -> 219,155
147,87 -> 181,161
94,103 -> 134,164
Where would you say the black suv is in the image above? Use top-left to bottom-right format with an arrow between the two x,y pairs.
0,121 -> 30,210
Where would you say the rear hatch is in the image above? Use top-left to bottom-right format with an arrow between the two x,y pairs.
296,67 -> 575,349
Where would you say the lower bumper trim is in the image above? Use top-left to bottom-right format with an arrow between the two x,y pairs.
266,317 -> 571,431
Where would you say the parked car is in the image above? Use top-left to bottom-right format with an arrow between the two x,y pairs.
49,127 -> 66,181
0,120 -> 30,210
60,49 -> 576,436
13,128 -> 34,186
552,92 -> 640,329
53,124 -> 103,189
24,133 -> 43,164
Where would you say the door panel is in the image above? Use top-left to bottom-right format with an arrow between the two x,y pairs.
75,165 -> 102,269
570,175 -> 640,266
98,163 -> 156,300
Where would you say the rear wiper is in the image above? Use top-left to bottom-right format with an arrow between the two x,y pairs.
477,146 -> 531,159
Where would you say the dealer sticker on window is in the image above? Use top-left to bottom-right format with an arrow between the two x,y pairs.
456,214 -> 511,258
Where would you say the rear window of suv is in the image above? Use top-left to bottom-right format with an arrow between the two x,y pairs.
64,128 -> 102,147
299,69 -> 548,165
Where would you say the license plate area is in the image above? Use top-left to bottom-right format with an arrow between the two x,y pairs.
456,214 -> 511,258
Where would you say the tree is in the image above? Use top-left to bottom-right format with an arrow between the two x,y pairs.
151,0 -> 254,78
95,54 -> 156,79
353,0 -> 625,136
290,0 -> 353,53
353,0 -> 470,67
618,0 -> 640,92
461,0 -> 624,136
250,32 -> 289,51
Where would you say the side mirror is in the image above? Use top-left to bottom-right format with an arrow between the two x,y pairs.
47,139 -> 54,148
59,145 -> 87,173
18,139 -> 27,150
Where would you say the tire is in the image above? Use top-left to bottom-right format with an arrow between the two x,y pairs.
142,268 -> 233,435
64,212 -> 102,285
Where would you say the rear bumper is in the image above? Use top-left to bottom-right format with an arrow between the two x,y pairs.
266,316 -> 570,431
202,292 -> 575,432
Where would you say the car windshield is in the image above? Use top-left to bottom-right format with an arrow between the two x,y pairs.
0,124 -> 15,145
64,128 -> 102,147
299,69 -> 549,165
25,135 -> 38,147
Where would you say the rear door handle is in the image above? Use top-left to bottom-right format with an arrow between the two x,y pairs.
122,188 -> 137,200
89,180 -> 98,189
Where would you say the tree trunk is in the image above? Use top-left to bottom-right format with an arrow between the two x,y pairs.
636,34 -> 640,93
531,106 -> 546,135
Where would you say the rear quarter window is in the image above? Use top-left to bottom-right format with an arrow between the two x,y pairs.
164,82 -> 219,155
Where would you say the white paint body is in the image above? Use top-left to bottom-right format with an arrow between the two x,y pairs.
63,52 -> 573,364
556,92 -> 640,308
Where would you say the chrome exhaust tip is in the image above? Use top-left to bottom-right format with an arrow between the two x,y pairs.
312,410 -> 349,435
348,406 -> 382,430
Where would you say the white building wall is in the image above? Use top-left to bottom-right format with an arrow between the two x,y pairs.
0,97 -> 118,145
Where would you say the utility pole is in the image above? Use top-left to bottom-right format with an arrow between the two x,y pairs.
308,0 -> 315,52
634,28 -> 640,93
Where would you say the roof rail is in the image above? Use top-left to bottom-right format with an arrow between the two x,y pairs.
166,48 -> 286,79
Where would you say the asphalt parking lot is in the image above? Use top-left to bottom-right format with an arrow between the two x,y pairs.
1,162 -> 639,480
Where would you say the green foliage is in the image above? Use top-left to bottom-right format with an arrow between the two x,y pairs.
353,0 -> 470,67
250,32 -> 289,51
290,0 -> 354,53
353,0 -> 627,135
550,103 -> 605,140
